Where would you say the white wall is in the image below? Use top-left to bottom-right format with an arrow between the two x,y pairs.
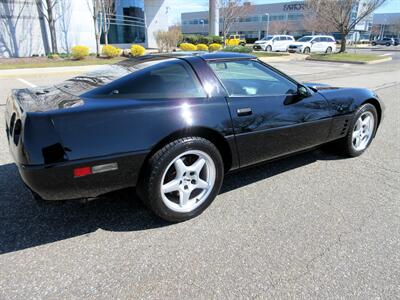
144,0 -> 169,48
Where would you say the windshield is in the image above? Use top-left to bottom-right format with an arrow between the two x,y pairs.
298,36 -> 313,42
261,36 -> 273,41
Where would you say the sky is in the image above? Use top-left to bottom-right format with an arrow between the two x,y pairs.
166,0 -> 400,25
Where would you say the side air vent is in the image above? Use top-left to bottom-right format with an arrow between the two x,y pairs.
9,113 -> 16,136
13,119 -> 22,145
340,119 -> 349,136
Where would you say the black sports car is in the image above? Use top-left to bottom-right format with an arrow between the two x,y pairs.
5,53 -> 383,222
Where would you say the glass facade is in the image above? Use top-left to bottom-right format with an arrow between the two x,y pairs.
101,0 -> 145,44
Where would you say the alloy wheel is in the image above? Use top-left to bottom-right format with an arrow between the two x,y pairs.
352,111 -> 374,151
160,150 -> 216,213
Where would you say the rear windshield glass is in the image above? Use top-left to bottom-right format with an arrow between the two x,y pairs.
89,58 -> 206,99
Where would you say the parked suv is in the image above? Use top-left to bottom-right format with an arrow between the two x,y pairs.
371,37 -> 395,46
253,35 -> 295,52
227,34 -> 246,46
288,35 -> 336,54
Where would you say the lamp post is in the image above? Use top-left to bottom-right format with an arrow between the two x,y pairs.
200,19 -> 205,34
265,13 -> 269,37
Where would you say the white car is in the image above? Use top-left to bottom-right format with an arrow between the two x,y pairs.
288,35 -> 336,54
253,35 -> 295,52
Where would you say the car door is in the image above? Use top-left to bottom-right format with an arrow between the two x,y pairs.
311,37 -> 322,52
208,59 -> 332,167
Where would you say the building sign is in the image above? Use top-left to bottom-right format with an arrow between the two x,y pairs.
283,3 -> 309,11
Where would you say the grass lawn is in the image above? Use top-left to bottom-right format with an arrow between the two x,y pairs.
309,52 -> 383,62
0,57 -> 126,70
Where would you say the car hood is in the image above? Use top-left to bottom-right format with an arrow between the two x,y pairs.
254,40 -> 268,44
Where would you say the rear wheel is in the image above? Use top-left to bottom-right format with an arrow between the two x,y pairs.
371,42 -> 377,46
138,137 -> 224,222
386,42 -> 391,46
303,47 -> 310,54
333,104 -> 378,157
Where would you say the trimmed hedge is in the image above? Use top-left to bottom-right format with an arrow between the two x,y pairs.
102,45 -> 121,58
222,46 -> 253,53
131,44 -> 145,56
196,43 -> 209,51
71,45 -> 89,59
179,43 -> 197,51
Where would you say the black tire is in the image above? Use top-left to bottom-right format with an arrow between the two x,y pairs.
137,137 -> 224,222
303,47 -> 310,54
371,42 -> 376,46
386,42 -> 390,46
332,103 -> 378,157
266,45 -> 272,52
239,42 -> 246,46
326,46 -> 332,53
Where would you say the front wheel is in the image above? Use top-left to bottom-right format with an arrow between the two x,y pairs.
325,46 -> 332,53
138,137 -> 224,222
333,104 -> 378,157
266,45 -> 272,52
303,47 -> 310,54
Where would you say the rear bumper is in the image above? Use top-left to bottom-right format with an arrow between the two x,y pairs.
18,151 -> 148,200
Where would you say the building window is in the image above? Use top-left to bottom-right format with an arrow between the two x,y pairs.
101,0 -> 145,44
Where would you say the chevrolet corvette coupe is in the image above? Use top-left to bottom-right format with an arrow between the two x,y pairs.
5,53 -> 383,222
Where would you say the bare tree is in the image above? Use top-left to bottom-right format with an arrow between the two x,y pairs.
302,12 -> 335,35
306,0 -> 386,52
56,0 -> 72,53
154,26 -> 182,53
86,0 -> 103,56
36,0 -> 60,53
219,0 -> 253,40
101,0 -> 115,45
0,0 -> 29,57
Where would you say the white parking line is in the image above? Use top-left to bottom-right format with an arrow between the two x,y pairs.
17,78 -> 37,88
380,53 -> 393,56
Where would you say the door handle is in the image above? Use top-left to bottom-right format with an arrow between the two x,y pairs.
237,107 -> 252,116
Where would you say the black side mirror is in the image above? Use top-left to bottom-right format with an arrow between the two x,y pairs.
283,85 -> 310,105
297,85 -> 310,98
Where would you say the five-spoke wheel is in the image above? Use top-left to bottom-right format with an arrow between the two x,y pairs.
138,137 -> 224,222
352,111 -> 374,151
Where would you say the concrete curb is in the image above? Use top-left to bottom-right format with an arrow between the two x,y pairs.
371,48 -> 400,52
0,65 -> 105,78
305,56 -> 392,64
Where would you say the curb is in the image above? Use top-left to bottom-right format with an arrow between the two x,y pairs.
371,48 -> 400,52
305,56 -> 392,64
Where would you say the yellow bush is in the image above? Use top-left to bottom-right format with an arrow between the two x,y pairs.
179,43 -> 197,51
209,43 -> 222,52
130,44 -> 146,57
196,43 -> 209,51
71,45 -> 89,59
102,45 -> 121,58
226,39 -> 240,46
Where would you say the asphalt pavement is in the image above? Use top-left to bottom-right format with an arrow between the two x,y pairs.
0,55 -> 399,299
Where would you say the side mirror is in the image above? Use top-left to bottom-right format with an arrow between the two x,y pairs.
297,85 -> 310,98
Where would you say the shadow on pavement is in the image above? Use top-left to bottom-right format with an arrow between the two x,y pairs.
0,149 -> 343,254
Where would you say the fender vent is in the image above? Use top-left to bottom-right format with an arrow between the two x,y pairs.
340,119 -> 349,136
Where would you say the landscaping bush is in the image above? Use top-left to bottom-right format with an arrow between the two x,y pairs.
209,35 -> 223,44
209,43 -> 222,52
197,35 -> 211,45
196,43 -> 209,51
226,39 -> 240,46
71,45 -> 90,59
179,43 -> 197,51
183,35 -> 199,45
222,46 -> 252,53
130,44 -> 146,56
47,53 -> 60,59
154,28 -> 182,52
102,45 -> 121,58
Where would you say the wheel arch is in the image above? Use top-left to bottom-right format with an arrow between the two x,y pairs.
362,98 -> 382,127
138,127 -> 234,180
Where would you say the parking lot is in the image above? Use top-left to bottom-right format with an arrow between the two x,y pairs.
0,54 -> 399,298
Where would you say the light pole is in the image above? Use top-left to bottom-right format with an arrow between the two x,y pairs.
200,20 -> 205,35
265,13 -> 270,37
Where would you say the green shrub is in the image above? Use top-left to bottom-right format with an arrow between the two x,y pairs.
196,35 -> 211,44
209,35 -> 223,44
183,35 -> 199,44
179,43 -> 197,51
71,45 -> 90,59
209,43 -> 222,52
196,43 -> 209,51
222,46 -> 253,53
131,44 -> 146,56
47,53 -> 60,59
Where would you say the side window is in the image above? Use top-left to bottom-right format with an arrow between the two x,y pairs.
110,60 -> 206,99
209,60 -> 297,97
313,37 -> 320,43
